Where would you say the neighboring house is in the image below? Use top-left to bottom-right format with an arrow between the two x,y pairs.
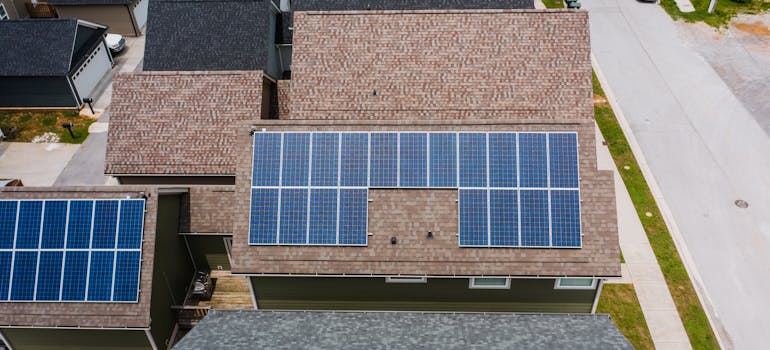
47,0 -> 149,36
0,0 -> 19,19
174,310 -> 633,349
143,0 -> 283,80
104,71 -> 266,185
226,9 -> 620,314
0,186 -> 198,350
0,19 -> 113,109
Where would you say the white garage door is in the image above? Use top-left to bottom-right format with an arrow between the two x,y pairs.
133,0 -> 149,30
72,43 -> 112,102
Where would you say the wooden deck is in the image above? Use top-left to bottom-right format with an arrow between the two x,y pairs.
198,270 -> 253,310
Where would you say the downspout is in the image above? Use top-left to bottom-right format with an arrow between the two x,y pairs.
591,279 -> 604,314
126,2 -> 139,36
144,328 -> 159,350
248,278 -> 259,310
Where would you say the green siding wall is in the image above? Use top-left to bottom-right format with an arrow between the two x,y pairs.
149,195 -> 195,349
0,328 -> 151,350
185,235 -> 230,271
251,277 -> 596,313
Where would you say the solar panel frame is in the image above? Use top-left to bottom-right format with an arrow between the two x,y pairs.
0,199 -> 145,303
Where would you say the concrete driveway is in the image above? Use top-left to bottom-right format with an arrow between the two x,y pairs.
586,0 -> 770,349
0,142 -> 79,186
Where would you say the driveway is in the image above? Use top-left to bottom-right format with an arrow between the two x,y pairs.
585,1 -> 770,349
0,143 -> 80,186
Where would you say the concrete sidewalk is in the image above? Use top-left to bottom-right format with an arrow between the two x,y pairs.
596,124 -> 691,350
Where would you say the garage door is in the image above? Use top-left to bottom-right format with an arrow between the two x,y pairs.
133,0 -> 149,30
72,44 -> 112,102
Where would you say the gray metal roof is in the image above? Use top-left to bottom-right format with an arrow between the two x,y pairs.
0,19 -> 78,76
173,310 -> 634,350
143,0 -> 273,71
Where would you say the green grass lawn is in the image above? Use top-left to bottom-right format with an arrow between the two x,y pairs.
597,284 -> 655,349
542,0 -> 565,8
0,110 -> 94,144
660,0 -> 770,28
593,72 -> 720,349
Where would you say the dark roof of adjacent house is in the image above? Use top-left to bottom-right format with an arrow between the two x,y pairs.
0,186 -> 158,328
288,10 -> 592,121
143,0 -> 273,71
105,71 -> 263,176
0,19 -> 106,77
46,0 -> 132,5
174,310 -> 634,350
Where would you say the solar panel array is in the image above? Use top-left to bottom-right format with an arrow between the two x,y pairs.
250,132 -> 581,248
0,199 -> 144,303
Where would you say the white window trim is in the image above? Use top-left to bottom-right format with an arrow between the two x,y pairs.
0,4 -> 9,21
385,277 -> 427,284
554,278 -> 597,290
468,277 -> 511,289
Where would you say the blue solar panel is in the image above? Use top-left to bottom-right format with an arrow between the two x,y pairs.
308,189 -> 337,245
429,133 -> 457,188
16,201 -> 42,249
400,133 -> 428,187
61,251 -> 88,301
0,201 -> 16,249
519,133 -> 548,188
0,252 -> 10,300
489,133 -> 517,188
281,133 -> 311,186
370,133 -> 398,187
87,251 -> 114,301
459,190 -> 488,246
36,251 -> 63,301
338,189 -> 367,245
113,251 -> 141,302
551,190 -> 581,247
249,189 -> 279,244
92,200 -> 118,249
520,190 -> 549,247
311,133 -> 339,187
459,133 -> 487,187
489,190 -> 518,246
549,133 -> 579,188
340,133 -> 369,187
252,132 -> 282,186
67,200 -> 93,249
10,251 -> 37,300
278,189 -> 308,244
118,200 -> 144,249
41,200 -> 66,249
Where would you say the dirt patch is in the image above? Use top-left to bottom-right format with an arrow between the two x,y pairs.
734,21 -> 770,36
593,93 -> 609,107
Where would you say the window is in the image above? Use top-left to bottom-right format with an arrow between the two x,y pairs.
385,277 -> 427,284
469,277 -> 510,289
554,278 -> 597,290
0,4 -> 9,20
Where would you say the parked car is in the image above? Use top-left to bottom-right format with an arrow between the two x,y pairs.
105,33 -> 126,54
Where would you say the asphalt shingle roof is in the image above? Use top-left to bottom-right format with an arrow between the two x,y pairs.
143,0 -> 272,71
292,0 -> 534,10
0,19 -> 79,76
46,0 -> 132,5
174,310 -> 634,350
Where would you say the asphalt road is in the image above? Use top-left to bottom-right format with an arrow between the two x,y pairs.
585,1 -> 770,349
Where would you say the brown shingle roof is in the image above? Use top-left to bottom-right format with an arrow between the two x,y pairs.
105,71 -> 263,176
288,10 -> 592,121
179,186 -> 235,234
231,120 -> 620,278
0,186 -> 157,328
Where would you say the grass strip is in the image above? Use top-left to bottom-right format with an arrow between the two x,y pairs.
593,71 -> 720,350
597,284 -> 655,349
541,0 -> 565,8
660,0 -> 769,28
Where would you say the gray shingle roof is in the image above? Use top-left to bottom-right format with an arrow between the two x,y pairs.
0,19 -> 78,76
46,0 -> 131,5
143,0 -> 273,71
173,310 -> 634,350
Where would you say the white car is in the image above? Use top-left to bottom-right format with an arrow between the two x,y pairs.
105,33 -> 126,54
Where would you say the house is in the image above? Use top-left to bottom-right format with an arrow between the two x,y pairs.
47,0 -> 149,36
0,0 -> 25,19
226,9 -> 620,313
0,19 -> 113,109
143,0 -> 283,80
104,71 -> 268,185
0,186 -> 198,350
174,310 -> 633,349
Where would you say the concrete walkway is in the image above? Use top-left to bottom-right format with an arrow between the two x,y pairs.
597,124 -> 691,350
0,143 -> 80,186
